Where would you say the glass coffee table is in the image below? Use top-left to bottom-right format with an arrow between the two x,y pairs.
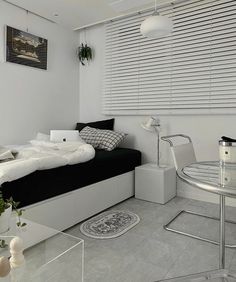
0,217 -> 84,282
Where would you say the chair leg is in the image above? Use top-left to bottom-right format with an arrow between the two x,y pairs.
163,210 -> 236,248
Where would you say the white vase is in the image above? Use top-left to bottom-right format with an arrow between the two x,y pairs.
0,205 -> 12,233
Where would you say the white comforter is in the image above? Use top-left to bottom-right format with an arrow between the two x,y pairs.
0,141 -> 95,186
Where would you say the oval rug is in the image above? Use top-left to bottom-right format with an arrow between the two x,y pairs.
80,210 -> 140,239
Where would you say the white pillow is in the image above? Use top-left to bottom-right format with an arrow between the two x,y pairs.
0,146 -> 14,161
36,132 -> 50,141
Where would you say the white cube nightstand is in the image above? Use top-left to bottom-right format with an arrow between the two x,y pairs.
135,164 -> 176,204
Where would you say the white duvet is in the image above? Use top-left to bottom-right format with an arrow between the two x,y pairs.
0,141 -> 95,186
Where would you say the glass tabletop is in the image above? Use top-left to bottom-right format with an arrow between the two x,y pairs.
179,161 -> 236,198
0,217 -> 84,282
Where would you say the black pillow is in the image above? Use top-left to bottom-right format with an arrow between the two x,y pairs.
76,118 -> 115,132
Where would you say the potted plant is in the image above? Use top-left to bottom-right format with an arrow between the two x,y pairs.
0,198 -> 11,234
78,43 -> 92,65
0,192 -> 26,234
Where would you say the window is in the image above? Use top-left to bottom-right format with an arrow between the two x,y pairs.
103,0 -> 236,115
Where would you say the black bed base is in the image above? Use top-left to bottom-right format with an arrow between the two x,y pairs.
2,148 -> 141,207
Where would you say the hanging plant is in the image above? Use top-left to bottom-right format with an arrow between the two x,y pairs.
78,43 -> 92,66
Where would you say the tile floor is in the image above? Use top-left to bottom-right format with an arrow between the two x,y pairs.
66,197 -> 236,282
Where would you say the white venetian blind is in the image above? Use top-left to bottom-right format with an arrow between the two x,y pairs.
103,0 -> 236,115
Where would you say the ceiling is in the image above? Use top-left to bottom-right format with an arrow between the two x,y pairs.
5,0 -> 169,30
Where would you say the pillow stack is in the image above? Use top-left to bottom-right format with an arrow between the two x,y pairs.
80,126 -> 125,151
76,118 -> 114,132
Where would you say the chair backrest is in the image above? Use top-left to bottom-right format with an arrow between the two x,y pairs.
161,134 -> 197,170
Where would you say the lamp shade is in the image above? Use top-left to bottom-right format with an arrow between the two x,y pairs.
141,117 -> 159,132
140,15 -> 173,38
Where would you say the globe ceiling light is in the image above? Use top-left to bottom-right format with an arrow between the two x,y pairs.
140,1 -> 173,38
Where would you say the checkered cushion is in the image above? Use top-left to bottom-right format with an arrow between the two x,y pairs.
80,126 -> 126,151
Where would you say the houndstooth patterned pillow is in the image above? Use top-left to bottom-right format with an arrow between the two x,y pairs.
80,126 -> 126,151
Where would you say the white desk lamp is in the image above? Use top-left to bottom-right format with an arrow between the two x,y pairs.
141,117 -> 161,167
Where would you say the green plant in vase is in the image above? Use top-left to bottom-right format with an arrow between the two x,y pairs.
78,43 -> 92,65
0,194 -> 9,217
0,192 -> 26,248
7,197 -> 26,228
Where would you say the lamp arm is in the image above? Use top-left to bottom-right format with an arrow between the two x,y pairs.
154,126 -> 160,167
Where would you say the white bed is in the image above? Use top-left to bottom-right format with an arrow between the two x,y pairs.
1,145 -> 140,231
23,171 -> 135,231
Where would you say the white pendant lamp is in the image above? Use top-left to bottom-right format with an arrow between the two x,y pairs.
140,0 -> 173,38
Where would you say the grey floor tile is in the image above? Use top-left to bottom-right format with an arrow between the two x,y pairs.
131,236 -> 186,270
96,232 -> 145,254
110,255 -> 169,282
229,251 -> 236,272
64,197 -> 236,282
151,224 -> 193,248
84,249 -> 126,282
164,197 -> 189,209
164,240 -> 235,279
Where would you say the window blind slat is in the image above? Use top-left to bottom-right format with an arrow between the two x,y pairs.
103,0 -> 236,114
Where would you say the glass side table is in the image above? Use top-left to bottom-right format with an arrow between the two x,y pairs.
0,217 -> 84,282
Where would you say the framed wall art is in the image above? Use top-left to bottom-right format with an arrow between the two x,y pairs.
6,25 -> 48,70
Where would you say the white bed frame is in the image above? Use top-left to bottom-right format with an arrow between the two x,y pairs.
23,171 -> 135,231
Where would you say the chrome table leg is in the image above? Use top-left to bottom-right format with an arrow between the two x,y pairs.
164,210 -> 236,248
219,195 -> 225,269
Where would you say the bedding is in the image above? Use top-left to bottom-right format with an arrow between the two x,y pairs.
0,158 -> 38,185
0,146 -> 14,161
0,141 -> 95,186
2,148 -> 141,207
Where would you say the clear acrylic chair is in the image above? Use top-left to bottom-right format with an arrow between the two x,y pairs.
161,134 -> 236,248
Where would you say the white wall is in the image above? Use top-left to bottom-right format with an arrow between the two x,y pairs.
0,1 -> 79,145
78,24 -> 236,206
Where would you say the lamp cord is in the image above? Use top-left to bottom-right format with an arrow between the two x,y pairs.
153,0 -> 159,15
154,126 -> 160,167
